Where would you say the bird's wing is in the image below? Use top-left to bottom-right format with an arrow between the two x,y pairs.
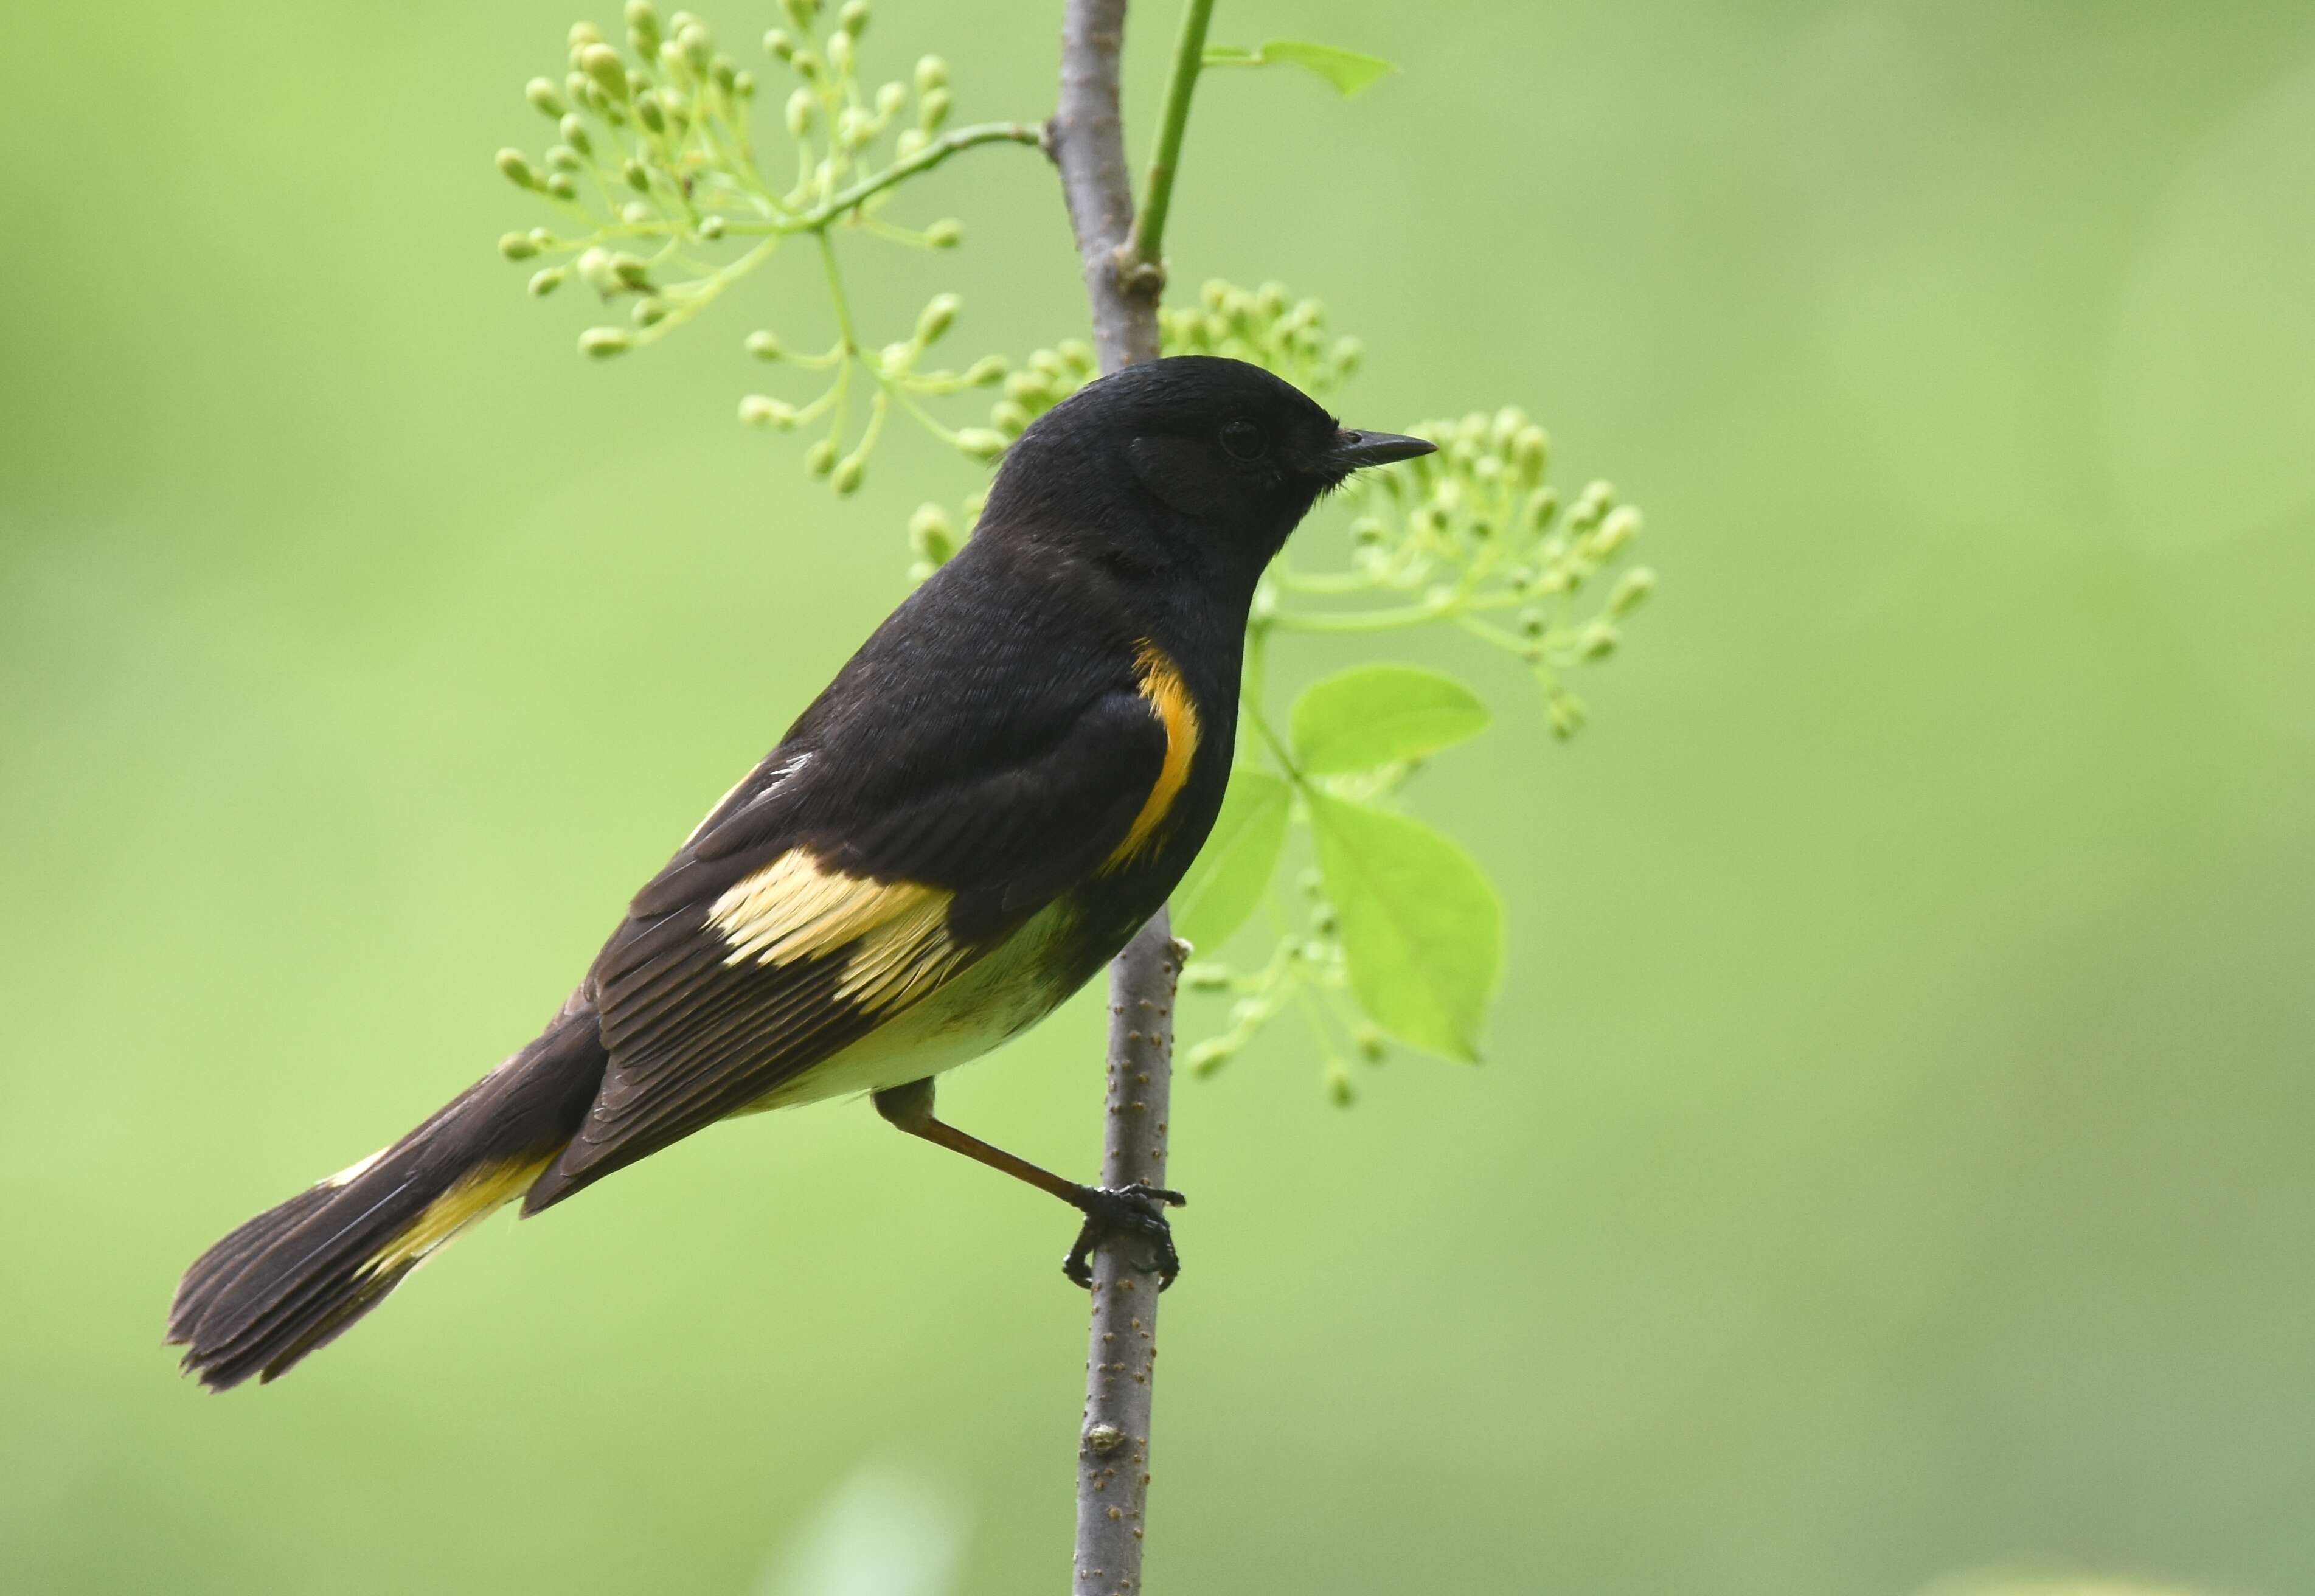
522,687 -> 1173,1210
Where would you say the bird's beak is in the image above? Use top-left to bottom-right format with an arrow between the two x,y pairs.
1327,428 -> 1437,470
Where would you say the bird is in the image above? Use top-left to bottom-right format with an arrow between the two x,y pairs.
166,354 -> 1435,1390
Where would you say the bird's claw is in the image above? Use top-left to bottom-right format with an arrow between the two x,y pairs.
1063,1182 -> 1186,1291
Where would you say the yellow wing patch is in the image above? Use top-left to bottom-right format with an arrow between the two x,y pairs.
707,849 -> 968,1013
361,1154 -> 554,1279
1106,640 -> 1201,869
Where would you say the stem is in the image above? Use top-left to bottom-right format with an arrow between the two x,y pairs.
1123,0 -> 1216,275
1050,0 -> 1161,370
794,122 -> 1043,229
1052,4 -> 1181,1592
1073,914 -> 1184,1596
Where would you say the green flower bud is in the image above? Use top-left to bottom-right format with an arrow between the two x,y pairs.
528,266 -> 566,296
914,54 -> 948,94
1185,1037 -> 1235,1077
625,0 -> 663,59
1522,486 -> 1560,533
495,148 -> 539,189
679,21 -> 712,72
1004,370 -> 1050,404
1355,1023 -> 1387,1063
620,200 -> 653,223
875,80 -> 906,119
609,252 -> 652,289
779,0 -> 819,30
836,107 -> 872,150
961,355 -> 1007,386
658,39 -> 690,83
925,218 -> 963,249
576,247 -> 616,291
1578,622 -> 1619,659
527,225 -> 552,246
839,0 -> 870,36
623,157 -> 651,190
566,71 -> 597,110
579,327 -> 631,358
908,503 -> 956,563
579,43 -> 628,100
1515,425 -> 1549,485
790,48 -> 822,81
990,400 -> 1030,434
762,28 -> 794,60
569,21 -> 606,50
636,93 -> 667,133
1547,693 -> 1586,739
831,454 -> 865,494
915,293 -> 960,344
785,88 -> 814,138
698,213 -> 726,240
544,172 -> 580,200
1586,505 -> 1640,558
1518,606 -> 1546,638
825,30 -> 853,78
1256,280 -> 1288,319
552,114 -> 590,156
733,69 -> 755,98
956,428 -> 1007,462
743,330 -> 783,361
526,77 -> 567,117
895,128 -> 928,160
1326,1062 -> 1355,1107
917,86 -> 949,130
712,56 -> 738,94
1569,479 -> 1614,530
1182,962 -> 1230,991
804,438 -> 838,476
631,297 -> 671,326
1330,335 -> 1364,377
498,231 -> 540,260
547,144 -> 583,172
1057,339 -> 1094,375
1608,566 -> 1656,617
738,394 -> 796,428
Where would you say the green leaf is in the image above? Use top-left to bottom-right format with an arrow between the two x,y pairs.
1308,793 -> 1502,1061
1171,768 -> 1291,951
1201,39 -> 1398,98
1291,665 -> 1491,775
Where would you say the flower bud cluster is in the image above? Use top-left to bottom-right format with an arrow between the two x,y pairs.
1315,404 -> 1654,735
500,5 -> 1025,496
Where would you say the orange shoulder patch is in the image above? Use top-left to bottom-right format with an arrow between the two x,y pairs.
1106,640 -> 1201,869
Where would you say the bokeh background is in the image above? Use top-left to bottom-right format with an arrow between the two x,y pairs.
5,1 -> 2312,1592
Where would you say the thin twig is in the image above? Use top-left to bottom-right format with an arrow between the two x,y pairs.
1049,4 -> 1193,1591
1050,0 -> 1161,372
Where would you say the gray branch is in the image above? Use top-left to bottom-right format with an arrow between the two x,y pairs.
1049,4 -> 1178,1591
1050,0 -> 1163,374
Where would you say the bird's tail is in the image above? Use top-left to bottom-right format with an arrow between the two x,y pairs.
167,996 -> 606,1390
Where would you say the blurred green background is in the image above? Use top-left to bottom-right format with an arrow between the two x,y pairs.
5,1 -> 2312,1591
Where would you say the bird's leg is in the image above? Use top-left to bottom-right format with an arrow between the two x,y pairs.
872,1077 -> 1185,1288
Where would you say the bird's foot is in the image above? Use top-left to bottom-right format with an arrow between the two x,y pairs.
1063,1182 -> 1186,1291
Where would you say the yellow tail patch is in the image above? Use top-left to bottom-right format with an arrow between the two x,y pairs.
361,1154 -> 555,1279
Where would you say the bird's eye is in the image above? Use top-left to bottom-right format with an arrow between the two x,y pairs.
1218,419 -> 1265,460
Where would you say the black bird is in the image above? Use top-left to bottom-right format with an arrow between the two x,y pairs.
167,355 -> 1434,1389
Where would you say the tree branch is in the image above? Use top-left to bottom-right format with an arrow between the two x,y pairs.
1049,0 -> 1161,372
1049,4 -> 1181,1592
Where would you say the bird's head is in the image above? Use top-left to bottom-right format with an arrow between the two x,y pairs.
979,355 -> 1435,588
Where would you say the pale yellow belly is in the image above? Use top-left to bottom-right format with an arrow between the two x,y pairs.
740,901 -> 1078,1112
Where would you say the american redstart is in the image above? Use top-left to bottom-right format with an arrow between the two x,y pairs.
168,355 -> 1433,1389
